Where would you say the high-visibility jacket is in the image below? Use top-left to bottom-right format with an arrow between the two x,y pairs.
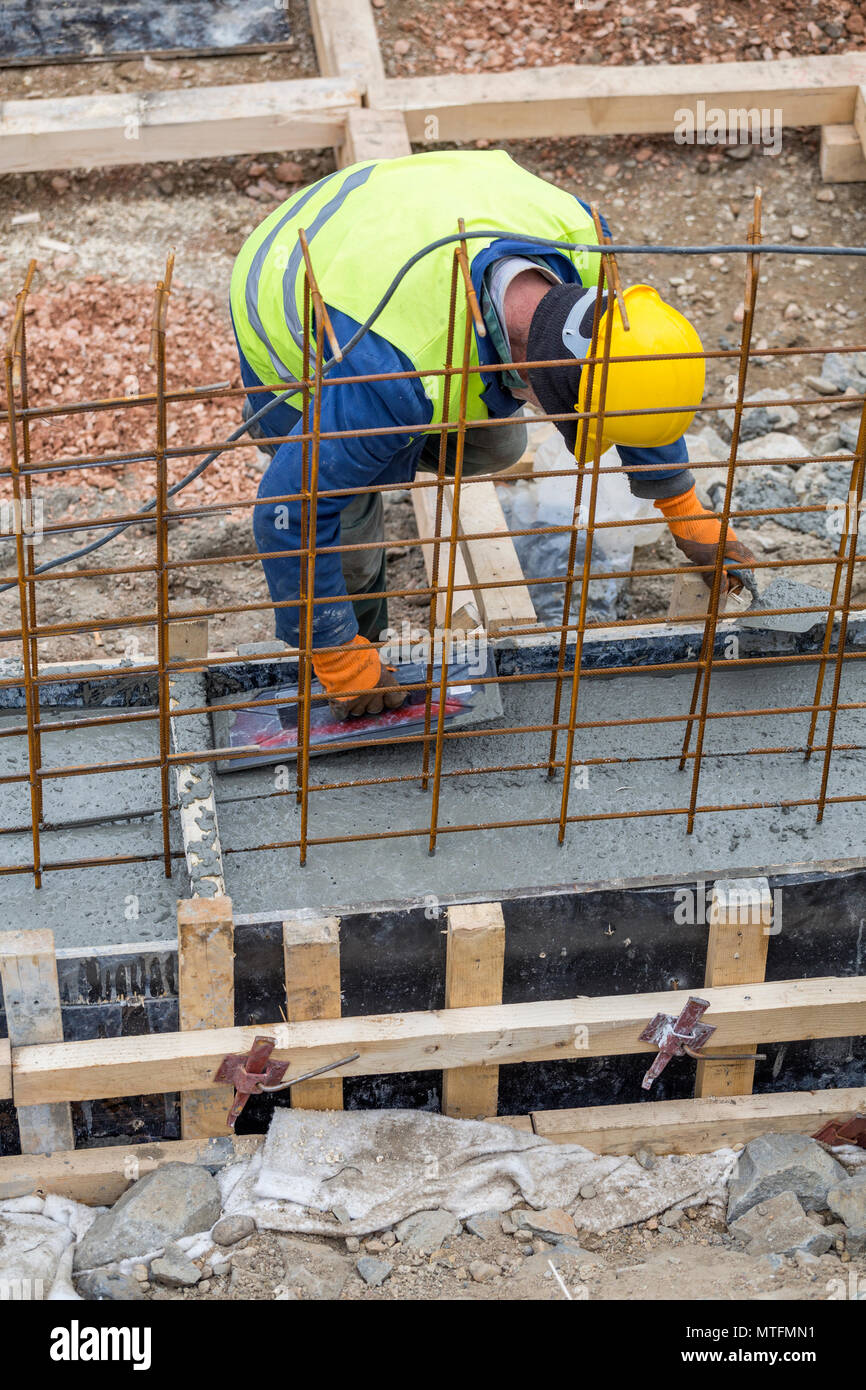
231,149 -> 601,424
230,151 -> 689,650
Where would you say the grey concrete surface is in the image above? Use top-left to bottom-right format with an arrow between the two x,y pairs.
2,658 -> 865,948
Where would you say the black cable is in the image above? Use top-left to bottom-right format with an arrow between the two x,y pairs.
6,229 -> 866,594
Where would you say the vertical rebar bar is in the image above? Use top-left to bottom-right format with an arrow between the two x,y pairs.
547,207 -> 609,778
153,251 -> 175,876
814,394 -> 866,821
297,229 -> 327,866
421,250 -> 461,792
296,278 -> 312,807
557,260 -> 615,844
18,305 -> 43,826
428,227 -> 475,854
678,190 -> 762,832
4,261 -> 42,887
805,398 -> 866,763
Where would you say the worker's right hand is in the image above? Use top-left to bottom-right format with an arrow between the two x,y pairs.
311,634 -> 408,722
654,485 -> 758,595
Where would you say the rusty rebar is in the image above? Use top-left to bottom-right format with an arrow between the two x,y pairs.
678,188 -> 763,833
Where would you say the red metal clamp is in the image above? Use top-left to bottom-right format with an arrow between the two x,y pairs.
813,1115 -> 866,1150
639,996 -> 716,1091
214,1035 -> 290,1128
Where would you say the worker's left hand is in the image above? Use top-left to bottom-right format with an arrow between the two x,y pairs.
654,484 -> 758,594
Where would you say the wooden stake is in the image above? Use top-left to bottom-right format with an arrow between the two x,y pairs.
178,897 -> 235,1138
168,618 -> 209,662
694,877 -> 772,1098
820,122 -> 866,183
0,930 -> 74,1155
283,916 -> 343,1110
441,902 -> 506,1120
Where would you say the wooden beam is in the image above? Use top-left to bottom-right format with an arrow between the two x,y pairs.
11,975 -> 866,1107
441,902 -> 506,1121
412,482 -> 482,632
0,1135 -> 263,1207
340,106 -> 412,166
820,123 -> 866,183
283,916 -> 343,1110
532,1086 -> 866,1156
0,75 -> 362,174
177,897 -> 235,1138
309,0 -> 385,85
0,1038 -> 11,1102
370,54 -> 866,143
455,480 -> 537,635
695,878 -> 772,1099
0,930 -> 74,1155
854,84 -> 866,163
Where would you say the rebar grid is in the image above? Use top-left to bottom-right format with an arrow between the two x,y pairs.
2,193 -> 866,888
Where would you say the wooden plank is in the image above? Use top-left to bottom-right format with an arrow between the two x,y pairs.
454,480 -> 537,635
340,106 -> 412,166
533,1087 -> 866,1156
0,75 -> 362,174
695,878 -> 772,1099
370,54 -> 866,143
854,85 -> 866,163
441,902 -> 506,1121
309,0 -> 386,84
177,897 -> 235,1138
0,1135 -> 263,1207
485,1114 -> 534,1134
0,930 -> 74,1155
0,1038 -> 10,1102
412,482 -> 482,632
820,123 -> 866,183
12,974 -> 866,1107
283,916 -> 343,1111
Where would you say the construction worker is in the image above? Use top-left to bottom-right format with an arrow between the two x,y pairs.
230,150 -> 755,719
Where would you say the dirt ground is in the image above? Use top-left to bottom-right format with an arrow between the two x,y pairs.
146,1197 -> 866,1302
2,74 -> 865,662
373,0 -> 866,75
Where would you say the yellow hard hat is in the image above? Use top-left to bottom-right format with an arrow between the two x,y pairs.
576,285 -> 705,456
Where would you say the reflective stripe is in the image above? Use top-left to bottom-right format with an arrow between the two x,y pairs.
244,163 -> 376,380
279,163 -> 376,353
561,286 -> 607,361
244,171 -> 338,381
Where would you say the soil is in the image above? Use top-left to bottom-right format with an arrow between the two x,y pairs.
373,0 -> 866,76
145,1199 -> 866,1302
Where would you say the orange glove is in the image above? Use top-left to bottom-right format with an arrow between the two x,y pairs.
655,485 -> 757,594
312,634 -> 408,722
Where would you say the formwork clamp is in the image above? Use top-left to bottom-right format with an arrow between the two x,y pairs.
214,1034 -> 360,1128
639,995 -> 766,1091
638,996 -> 716,1091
